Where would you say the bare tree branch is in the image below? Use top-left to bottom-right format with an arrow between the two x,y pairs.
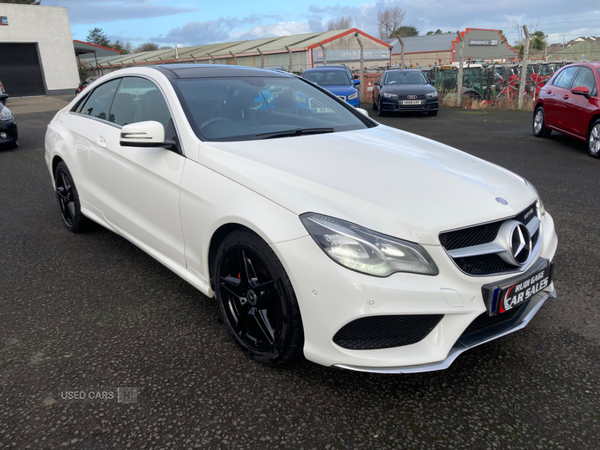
377,6 -> 406,40
326,16 -> 354,31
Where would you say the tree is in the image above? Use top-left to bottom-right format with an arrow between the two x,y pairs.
0,0 -> 41,4
426,29 -> 443,35
394,25 -> 419,38
531,30 -> 546,51
159,46 -> 172,50
136,42 -> 160,53
377,6 -> 405,40
110,40 -> 132,55
326,16 -> 353,31
87,28 -> 110,47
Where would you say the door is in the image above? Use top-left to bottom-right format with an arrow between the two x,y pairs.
87,76 -> 187,267
562,66 -> 598,139
545,65 -> 580,130
0,43 -> 45,96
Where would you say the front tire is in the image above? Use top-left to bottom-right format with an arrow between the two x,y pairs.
588,120 -> 600,158
377,100 -> 386,117
54,161 -> 88,232
533,106 -> 552,138
372,97 -> 378,110
214,229 -> 304,366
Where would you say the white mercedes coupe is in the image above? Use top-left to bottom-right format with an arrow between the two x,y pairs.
45,65 -> 558,373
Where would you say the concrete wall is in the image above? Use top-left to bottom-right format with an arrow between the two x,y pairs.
0,4 -> 80,95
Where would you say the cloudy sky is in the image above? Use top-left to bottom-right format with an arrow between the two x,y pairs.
46,0 -> 600,47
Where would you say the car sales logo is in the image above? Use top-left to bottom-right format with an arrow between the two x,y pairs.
499,272 -> 549,313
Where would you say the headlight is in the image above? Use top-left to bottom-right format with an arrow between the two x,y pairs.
524,179 -> 545,219
294,94 -> 308,103
425,91 -> 438,98
0,106 -> 12,121
383,92 -> 398,99
347,92 -> 358,100
300,213 -> 439,277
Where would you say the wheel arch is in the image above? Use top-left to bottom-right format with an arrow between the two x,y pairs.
52,155 -> 65,179
588,114 -> 600,137
207,222 -> 250,290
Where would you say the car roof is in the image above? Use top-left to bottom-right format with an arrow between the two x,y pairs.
304,67 -> 346,72
385,69 -> 423,73
150,64 -> 293,79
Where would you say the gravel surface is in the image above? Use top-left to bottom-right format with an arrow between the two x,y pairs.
1,98 -> 598,449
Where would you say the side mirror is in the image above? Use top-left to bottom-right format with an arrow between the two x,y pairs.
120,121 -> 166,147
353,74 -> 359,79
354,79 -> 361,85
356,107 -> 369,117
374,81 -> 380,86
571,86 -> 591,99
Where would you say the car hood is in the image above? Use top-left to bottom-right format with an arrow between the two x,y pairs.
320,85 -> 358,95
382,84 -> 437,95
198,126 -> 536,245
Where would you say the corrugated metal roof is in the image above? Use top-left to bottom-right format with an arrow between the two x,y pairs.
89,29 -> 381,67
386,34 -> 456,54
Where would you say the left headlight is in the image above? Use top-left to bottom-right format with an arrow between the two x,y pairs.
0,106 -> 13,121
524,179 -> 545,219
347,92 -> 358,100
425,91 -> 438,98
300,213 -> 439,277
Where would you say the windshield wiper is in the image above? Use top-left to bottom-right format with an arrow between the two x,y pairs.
251,127 -> 335,140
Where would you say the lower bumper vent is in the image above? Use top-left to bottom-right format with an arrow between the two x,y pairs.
333,315 -> 444,350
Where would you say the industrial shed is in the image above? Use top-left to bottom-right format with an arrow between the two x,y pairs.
82,29 -> 392,77
0,3 -> 79,96
387,29 -> 518,67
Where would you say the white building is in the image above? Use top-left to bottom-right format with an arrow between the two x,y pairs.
0,3 -> 79,96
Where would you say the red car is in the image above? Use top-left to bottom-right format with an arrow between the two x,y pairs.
75,76 -> 99,95
533,62 -> 600,158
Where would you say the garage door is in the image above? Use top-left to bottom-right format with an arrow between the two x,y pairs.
0,43 -> 46,97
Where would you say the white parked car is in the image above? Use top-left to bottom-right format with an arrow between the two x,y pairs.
45,65 -> 558,373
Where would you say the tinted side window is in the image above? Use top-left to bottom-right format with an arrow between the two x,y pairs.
553,66 -> 579,89
571,67 -> 597,93
80,79 -> 121,121
109,77 -> 173,131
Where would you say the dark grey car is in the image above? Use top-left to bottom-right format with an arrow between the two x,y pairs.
373,69 -> 439,117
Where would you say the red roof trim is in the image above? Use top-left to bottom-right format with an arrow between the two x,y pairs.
306,28 -> 391,50
73,40 -> 121,54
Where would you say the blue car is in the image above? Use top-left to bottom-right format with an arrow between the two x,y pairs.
302,67 -> 360,107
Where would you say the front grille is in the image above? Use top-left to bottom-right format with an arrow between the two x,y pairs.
440,221 -> 503,250
333,315 -> 443,350
440,202 -> 539,276
461,301 -> 526,338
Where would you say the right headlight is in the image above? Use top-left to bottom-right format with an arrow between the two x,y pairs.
300,213 -> 439,277
383,92 -> 398,99
0,106 -> 13,121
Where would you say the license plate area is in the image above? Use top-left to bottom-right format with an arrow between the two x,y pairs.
402,100 -> 422,105
482,260 -> 554,316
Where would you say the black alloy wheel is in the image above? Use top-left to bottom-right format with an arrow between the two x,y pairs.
215,229 -> 303,366
377,99 -> 386,117
54,161 -> 88,232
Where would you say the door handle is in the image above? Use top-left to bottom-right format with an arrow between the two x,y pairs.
563,95 -> 569,99
95,136 -> 107,148
547,90 -> 552,94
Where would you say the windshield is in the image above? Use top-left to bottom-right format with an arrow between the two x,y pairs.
384,71 -> 428,85
174,76 -> 371,142
303,71 -> 351,86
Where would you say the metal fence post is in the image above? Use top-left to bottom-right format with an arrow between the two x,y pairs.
518,25 -> 530,110
398,36 -> 405,68
256,48 -> 264,68
285,46 -> 292,72
355,33 -> 364,103
456,31 -> 464,108
229,51 -> 237,65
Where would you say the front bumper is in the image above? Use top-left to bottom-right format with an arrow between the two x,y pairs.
0,120 -> 18,147
271,212 -> 557,372
381,97 -> 438,112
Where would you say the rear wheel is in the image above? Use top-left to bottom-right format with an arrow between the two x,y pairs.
588,120 -> 600,158
214,229 -> 304,366
533,106 -> 552,138
54,162 -> 88,232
